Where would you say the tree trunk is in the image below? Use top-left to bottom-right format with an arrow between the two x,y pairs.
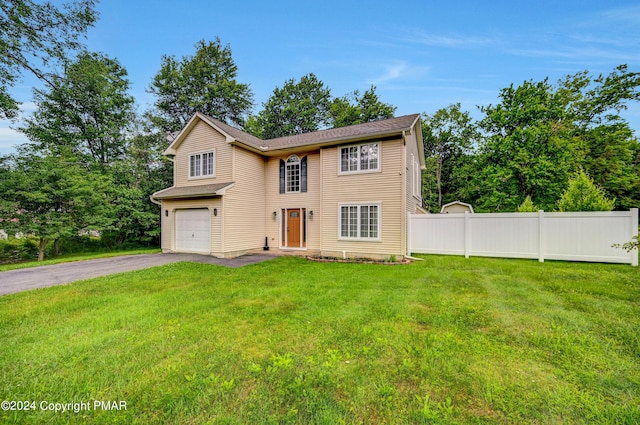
38,238 -> 49,262
54,238 -> 60,256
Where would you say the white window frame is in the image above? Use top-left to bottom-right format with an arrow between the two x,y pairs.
339,142 -> 380,175
338,203 -> 382,241
285,155 -> 301,193
188,150 -> 216,179
412,154 -> 421,200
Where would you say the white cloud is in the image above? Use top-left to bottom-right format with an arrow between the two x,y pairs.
0,128 -> 27,155
367,61 -> 430,86
404,30 -> 498,48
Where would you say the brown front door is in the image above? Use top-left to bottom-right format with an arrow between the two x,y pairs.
287,209 -> 301,247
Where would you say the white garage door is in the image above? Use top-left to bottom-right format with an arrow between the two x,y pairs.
175,209 -> 210,253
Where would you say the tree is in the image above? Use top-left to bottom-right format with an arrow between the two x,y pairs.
330,86 -> 396,127
516,196 -> 538,212
557,170 -> 615,212
0,150 -> 111,260
149,38 -> 254,133
469,79 -> 581,212
254,73 -> 332,139
455,66 -> 640,212
0,0 -> 97,119
421,104 -> 477,212
20,51 -> 135,167
103,122 -> 173,245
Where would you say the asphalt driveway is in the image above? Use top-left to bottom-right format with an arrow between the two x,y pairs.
0,253 -> 279,296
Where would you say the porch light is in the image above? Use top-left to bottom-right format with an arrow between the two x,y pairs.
213,208 -> 218,217
165,210 -> 168,217
309,210 -> 314,219
272,211 -> 277,220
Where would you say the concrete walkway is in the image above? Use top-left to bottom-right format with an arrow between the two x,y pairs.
0,253 -> 279,296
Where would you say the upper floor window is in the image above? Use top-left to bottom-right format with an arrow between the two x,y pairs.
286,155 -> 300,193
340,142 -> 379,174
279,155 -> 307,193
189,150 -> 215,178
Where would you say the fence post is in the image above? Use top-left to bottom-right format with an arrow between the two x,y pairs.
632,208 -> 638,267
464,211 -> 470,258
538,210 -> 545,263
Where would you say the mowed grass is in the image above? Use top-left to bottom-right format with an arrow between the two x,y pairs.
0,255 -> 638,424
0,248 -> 162,272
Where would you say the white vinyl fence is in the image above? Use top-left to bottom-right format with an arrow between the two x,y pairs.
408,209 -> 638,266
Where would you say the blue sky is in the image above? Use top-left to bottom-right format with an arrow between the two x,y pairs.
2,0 -> 639,154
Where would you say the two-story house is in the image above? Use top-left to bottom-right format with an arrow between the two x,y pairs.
151,112 -> 425,260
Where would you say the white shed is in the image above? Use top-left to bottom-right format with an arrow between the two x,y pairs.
441,201 -> 474,214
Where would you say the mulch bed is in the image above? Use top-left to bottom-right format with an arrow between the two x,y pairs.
306,255 -> 411,265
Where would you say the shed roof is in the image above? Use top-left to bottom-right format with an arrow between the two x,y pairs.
151,182 -> 234,200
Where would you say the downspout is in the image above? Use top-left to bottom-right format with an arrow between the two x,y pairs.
402,130 -> 409,259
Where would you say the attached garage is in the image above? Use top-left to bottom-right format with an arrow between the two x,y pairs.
175,209 -> 211,253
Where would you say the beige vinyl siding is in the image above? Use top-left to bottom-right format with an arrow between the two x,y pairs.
264,152 -> 321,251
221,146 -> 266,254
320,139 -> 405,258
160,198 -> 222,256
174,121 -> 233,187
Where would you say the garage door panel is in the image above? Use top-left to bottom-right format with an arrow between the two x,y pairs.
175,209 -> 210,253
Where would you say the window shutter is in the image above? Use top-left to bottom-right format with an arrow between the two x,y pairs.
279,159 -> 285,194
301,156 -> 307,193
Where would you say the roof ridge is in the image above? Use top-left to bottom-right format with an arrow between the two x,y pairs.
198,113 -> 420,152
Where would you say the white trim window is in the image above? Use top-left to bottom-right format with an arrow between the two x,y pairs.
189,150 -> 215,178
412,154 -> 421,199
286,155 -> 300,193
340,142 -> 380,174
339,203 -> 381,240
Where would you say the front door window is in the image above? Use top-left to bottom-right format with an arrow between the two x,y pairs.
282,208 -> 306,248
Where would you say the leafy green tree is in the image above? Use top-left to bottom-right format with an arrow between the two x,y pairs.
149,38 -> 254,133
460,66 -> 640,212
0,150 -> 111,260
254,73 -> 332,139
468,79 -> 581,212
0,0 -> 97,119
557,170 -> 615,212
20,51 -> 135,167
104,124 -> 173,245
330,86 -> 396,127
421,104 -> 477,212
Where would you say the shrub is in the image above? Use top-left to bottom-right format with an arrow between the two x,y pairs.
557,170 -> 615,212
517,196 -> 538,212
0,237 -> 40,264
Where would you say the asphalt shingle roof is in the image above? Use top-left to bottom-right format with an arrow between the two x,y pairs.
151,182 -> 234,199
201,113 -> 420,152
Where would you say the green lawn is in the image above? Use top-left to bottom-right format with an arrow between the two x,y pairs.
0,255 -> 638,424
0,248 -> 162,272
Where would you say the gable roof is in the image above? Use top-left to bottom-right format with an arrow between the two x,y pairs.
164,113 -> 422,157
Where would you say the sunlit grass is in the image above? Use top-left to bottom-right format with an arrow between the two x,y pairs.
0,248 -> 161,271
0,255 -> 638,424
